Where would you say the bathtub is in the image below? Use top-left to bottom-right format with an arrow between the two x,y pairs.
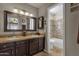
49,38 -> 63,49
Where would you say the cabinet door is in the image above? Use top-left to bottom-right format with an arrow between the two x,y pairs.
29,39 -> 39,55
16,45 -> 26,56
39,37 -> 45,51
15,41 -> 28,56
0,48 -> 15,56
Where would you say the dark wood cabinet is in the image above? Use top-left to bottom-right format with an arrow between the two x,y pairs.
0,48 -> 15,56
0,42 -> 15,56
15,40 -> 28,56
29,37 -> 45,55
0,37 -> 45,56
29,39 -> 39,55
16,46 -> 26,56
39,37 -> 45,51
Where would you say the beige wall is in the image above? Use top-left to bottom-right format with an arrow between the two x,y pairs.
38,3 -> 54,17
65,4 -> 79,56
38,3 -> 54,52
0,3 -> 38,35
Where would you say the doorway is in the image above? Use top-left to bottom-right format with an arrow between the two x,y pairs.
47,4 -> 65,56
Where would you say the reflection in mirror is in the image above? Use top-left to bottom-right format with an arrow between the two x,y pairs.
21,17 -> 28,30
4,10 -> 37,31
7,13 -> 21,30
7,17 -> 19,30
4,10 -> 22,31
27,17 -> 36,31
29,18 -> 34,30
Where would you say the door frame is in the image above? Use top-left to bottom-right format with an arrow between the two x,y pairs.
47,3 -> 66,56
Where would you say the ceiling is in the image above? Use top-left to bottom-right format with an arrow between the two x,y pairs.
28,3 -> 46,8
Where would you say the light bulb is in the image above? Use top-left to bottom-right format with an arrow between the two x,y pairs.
25,12 -> 29,16
29,14 -> 33,17
13,9 -> 18,13
19,10 -> 24,15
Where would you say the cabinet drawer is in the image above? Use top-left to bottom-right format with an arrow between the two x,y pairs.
0,48 -> 15,56
16,46 -> 26,56
30,39 -> 38,43
0,42 -> 15,50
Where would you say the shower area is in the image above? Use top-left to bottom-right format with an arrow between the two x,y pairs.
48,4 -> 64,56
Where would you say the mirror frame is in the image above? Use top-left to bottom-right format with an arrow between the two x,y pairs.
4,10 -> 37,32
4,10 -> 22,32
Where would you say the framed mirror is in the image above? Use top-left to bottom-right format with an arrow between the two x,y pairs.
38,16 -> 44,29
4,10 -> 37,32
4,10 -> 22,31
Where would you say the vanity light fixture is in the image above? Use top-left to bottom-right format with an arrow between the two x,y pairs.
13,9 -> 18,13
13,9 -> 34,17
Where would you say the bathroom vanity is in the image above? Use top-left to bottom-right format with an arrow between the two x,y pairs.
0,10 -> 45,56
0,35 -> 45,56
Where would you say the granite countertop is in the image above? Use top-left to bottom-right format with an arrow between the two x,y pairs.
0,34 -> 44,43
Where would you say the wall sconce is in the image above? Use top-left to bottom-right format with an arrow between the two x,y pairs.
13,9 -> 18,13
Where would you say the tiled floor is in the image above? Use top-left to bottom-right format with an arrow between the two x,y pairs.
34,51 -> 49,56
34,47 -> 63,56
50,47 -> 63,56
